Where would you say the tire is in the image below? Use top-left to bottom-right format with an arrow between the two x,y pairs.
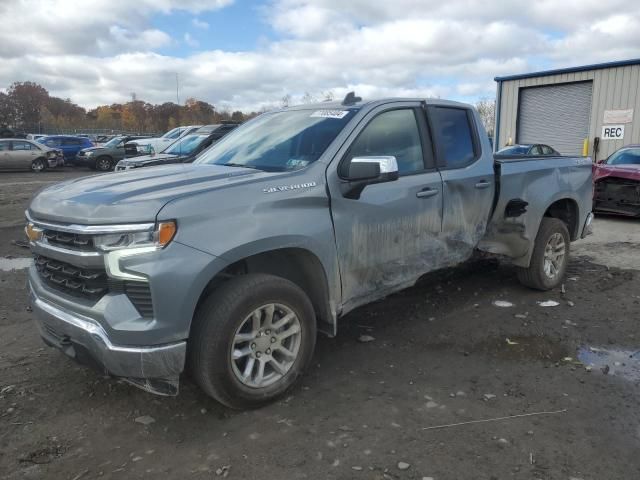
188,274 -> 316,409
31,158 -> 46,172
95,156 -> 113,171
517,217 -> 570,290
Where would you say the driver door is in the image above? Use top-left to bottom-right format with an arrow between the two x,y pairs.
327,103 -> 444,310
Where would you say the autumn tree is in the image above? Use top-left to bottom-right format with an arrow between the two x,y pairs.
7,81 -> 49,128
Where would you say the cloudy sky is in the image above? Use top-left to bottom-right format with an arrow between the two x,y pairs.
1,0 -> 639,111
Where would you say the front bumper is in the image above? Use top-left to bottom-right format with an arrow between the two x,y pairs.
29,279 -> 186,394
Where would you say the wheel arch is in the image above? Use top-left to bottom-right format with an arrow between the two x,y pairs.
192,247 -> 336,338
542,197 -> 580,241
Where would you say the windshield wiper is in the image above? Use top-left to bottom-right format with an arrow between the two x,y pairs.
222,163 -> 262,170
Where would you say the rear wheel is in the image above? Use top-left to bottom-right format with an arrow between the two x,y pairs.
95,156 -> 113,171
189,274 -> 316,409
517,218 -> 570,290
31,158 -> 46,172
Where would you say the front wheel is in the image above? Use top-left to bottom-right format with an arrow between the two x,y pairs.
95,156 -> 113,171
188,274 -> 316,409
31,158 -> 46,172
517,218 -> 570,290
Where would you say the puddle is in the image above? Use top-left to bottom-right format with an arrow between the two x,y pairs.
577,346 -> 640,383
0,257 -> 32,271
479,335 -> 569,362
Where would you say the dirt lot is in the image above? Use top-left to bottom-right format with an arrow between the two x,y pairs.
1,169 -> 639,480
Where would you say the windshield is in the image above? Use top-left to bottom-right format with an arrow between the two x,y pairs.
195,108 -> 357,171
498,145 -> 530,155
607,148 -> 640,165
163,127 -> 184,139
163,134 -> 207,155
103,137 -> 124,148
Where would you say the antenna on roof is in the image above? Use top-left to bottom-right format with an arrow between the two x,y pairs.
342,91 -> 361,106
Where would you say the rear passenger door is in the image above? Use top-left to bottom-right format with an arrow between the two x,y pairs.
426,105 -> 494,265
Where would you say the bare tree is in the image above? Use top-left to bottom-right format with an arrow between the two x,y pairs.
475,98 -> 496,137
300,92 -> 316,104
280,94 -> 291,108
322,90 -> 335,102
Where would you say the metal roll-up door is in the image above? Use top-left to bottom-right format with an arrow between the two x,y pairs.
517,81 -> 593,156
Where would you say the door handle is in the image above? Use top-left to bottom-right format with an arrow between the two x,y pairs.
475,180 -> 491,189
416,187 -> 439,198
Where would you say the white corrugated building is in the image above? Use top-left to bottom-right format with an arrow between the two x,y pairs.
494,58 -> 640,161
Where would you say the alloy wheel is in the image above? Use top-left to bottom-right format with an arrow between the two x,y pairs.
230,303 -> 302,389
543,232 -> 566,279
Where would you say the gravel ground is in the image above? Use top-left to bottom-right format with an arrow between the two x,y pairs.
1,169 -> 639,480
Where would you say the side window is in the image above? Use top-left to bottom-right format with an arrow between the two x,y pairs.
45,139 -> 59,147
429,107 -> 477,168
62,138 -> 81,146
0,141 -> 8,151
542,145 -> 553,155
12,141 -> 31,151
346,109 -> 425,175
530,145 -> 543,155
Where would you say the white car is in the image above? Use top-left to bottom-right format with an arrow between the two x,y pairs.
126,126 -> 202,154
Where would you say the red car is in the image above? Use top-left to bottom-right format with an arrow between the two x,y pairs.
593,145 -> 640,217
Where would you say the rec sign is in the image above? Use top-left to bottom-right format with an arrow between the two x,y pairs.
601,125 -> 625,140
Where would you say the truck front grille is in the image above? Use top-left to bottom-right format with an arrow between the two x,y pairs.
43,230 -> 95,251
35,255 -> 108,299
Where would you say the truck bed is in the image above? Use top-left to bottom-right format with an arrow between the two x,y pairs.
478,154 -> 593,267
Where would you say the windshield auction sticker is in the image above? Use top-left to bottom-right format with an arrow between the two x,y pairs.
310,110 -> 350,119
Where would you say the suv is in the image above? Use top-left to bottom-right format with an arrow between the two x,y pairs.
75,135 -> 152,171
125,126 -> 202,155
115,124 -> 239,171
37,136 -> 94,163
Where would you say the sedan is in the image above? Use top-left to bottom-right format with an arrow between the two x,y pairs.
593,145 -> 640,217
0,139 -> 63,172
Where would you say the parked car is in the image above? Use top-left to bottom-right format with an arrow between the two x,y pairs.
115,124 -> 239,171
0,138 -> 63,171
593,145 -> 640,217
26,96 -> 593,408
75,135 -> 152,171
125,126 -> 202,155
37,135 -> 94,163
27,134 -> 46,141
497,144 -> 560,156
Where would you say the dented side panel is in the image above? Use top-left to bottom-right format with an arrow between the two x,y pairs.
478,156 -> 593,267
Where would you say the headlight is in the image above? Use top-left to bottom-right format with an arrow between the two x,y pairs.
84,151 -> 94,157
94,221 -> 177,251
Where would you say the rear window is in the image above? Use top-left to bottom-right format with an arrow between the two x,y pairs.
429,107 -> 477,168
497,146 -> 530,155
12,141 -> 33,150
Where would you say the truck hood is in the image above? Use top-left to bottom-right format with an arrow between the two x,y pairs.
28,164 -> 273,224
594,164 -> 640,182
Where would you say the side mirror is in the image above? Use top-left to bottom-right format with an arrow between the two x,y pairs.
342,156 -> 399,199
596,158 -> 605,164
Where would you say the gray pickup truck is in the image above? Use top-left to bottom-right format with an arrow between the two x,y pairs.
25,96 -> 593,408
